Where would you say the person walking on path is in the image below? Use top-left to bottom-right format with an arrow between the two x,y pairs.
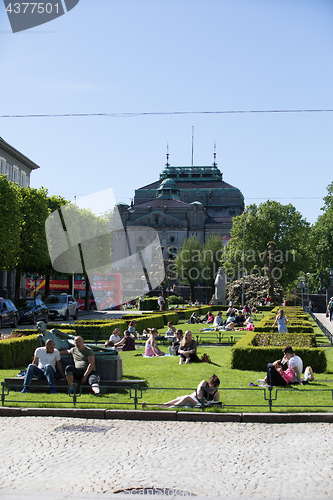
272,309 -> 288,333
327,298 -> 333,322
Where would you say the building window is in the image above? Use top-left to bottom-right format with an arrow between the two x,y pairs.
20,171 -> 27,187
13,166 -> 19,184
0,158 -> 5,175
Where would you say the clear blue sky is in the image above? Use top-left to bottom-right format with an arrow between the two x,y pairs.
1,0 -> 332,224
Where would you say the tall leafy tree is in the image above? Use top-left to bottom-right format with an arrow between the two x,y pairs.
174,236 -> 202,301
310,182 -> 333,286
14,186 -> 49,298
223,201 -> 310,302
0,176 -> 20,270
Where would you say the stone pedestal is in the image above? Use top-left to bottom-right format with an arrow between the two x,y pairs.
60,354 -> 122,381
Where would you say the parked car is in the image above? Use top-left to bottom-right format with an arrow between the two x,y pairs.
15,298 -> 48,325
45,294 -> 79,320
0,298 -> 19,328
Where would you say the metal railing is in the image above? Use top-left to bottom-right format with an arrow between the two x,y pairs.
2,382 -> 333,412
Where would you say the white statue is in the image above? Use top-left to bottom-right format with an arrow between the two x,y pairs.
214,267 -> 227,305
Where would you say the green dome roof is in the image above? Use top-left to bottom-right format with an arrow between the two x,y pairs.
156,178 -> 180,200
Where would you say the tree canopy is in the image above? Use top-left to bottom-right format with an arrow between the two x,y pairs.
0,175 -> 20,270
223,201 -> 311,300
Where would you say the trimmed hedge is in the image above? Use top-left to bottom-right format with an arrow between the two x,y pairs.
139,297 -> 160,311
231,330 -> 327,373
0,334 -> 39,369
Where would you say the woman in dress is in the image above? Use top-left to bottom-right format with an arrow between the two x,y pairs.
145,328 -> 165,357
272,309 -> 288,333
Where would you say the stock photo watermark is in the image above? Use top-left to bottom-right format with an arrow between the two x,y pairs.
3,0 -> 80,33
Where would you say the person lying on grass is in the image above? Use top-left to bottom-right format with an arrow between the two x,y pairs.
153,374 -> 220,409
178,331 -> 200,364
200,321 -> 236,332
145,328 -> 165,357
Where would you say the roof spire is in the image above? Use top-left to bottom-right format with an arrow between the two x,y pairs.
165,143 -> 170,167
213,141 -> 217,167
191,126 -> 194,166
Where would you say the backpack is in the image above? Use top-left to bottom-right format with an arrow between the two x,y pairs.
201,353 -> 211,363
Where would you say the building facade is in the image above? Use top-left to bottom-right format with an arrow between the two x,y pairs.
0,136 -> 40,298
111,158 -> 244,293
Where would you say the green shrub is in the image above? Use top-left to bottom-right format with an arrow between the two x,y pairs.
166,295 -> 184,305
139,296 -> 160,311
255,333 -> 316,348
231,330 -> 327,373
0,335 -> 39,369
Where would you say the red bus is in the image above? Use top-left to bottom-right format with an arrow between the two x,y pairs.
25,273 -> 122,310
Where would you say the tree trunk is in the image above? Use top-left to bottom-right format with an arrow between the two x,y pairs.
190,283 -> 195,302
14,267 -> 22,300
68,274 -> 73,295
84,274 -> 90,311
44,273 -> 50,299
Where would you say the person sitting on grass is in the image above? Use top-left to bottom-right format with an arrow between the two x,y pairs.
235,310 -> 245,326
187,311 -> 200,324
243,313 -> 253,326
109,328 -> 121,344
114,330 -> 136,351
178,331 -> 200,364
128,320 -> 140,338
226,305 -> 235,317
205,311 -> 214,323
104,340 -> 115,348
263,360 -> 295,386
162,374 -> 220,408
168,329 -> 183,356
165,321 -> 176,340
145,328 -> 165,357
258,346 -> 303,386
21,339 -> 65,394
213,311 -> 224,327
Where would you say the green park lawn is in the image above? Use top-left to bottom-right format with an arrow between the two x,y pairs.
1,313 -> 333,413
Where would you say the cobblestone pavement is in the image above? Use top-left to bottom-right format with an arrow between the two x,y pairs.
0,417 -> 333,498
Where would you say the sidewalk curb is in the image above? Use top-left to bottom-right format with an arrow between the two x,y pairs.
1,406 -> 333,423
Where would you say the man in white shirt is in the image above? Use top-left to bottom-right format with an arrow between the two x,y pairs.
21,339 -> 65,394
282,345 -> 303,384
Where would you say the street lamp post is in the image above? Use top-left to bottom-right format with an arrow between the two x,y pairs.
241,210 -> 246,307
306,272 -> 311,304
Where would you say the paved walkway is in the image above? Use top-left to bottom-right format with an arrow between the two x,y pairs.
1,417 -> 333,498
314,312 -> 333,336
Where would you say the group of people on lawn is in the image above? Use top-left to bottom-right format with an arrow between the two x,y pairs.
20,306 -> 305,398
